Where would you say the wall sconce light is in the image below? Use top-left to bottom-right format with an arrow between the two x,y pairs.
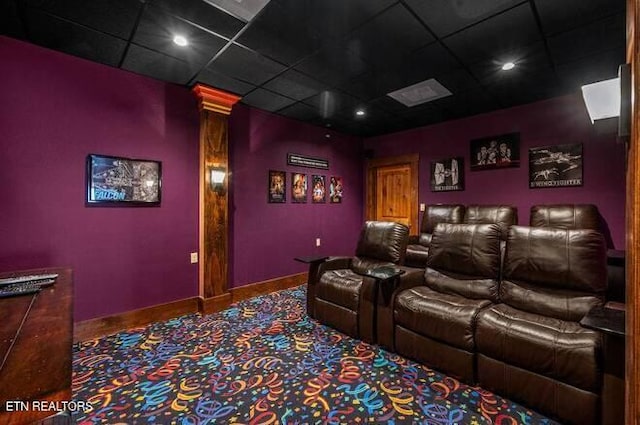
209,166 -> 226,193
581,77 -> 620,123
581,64 -> 631,141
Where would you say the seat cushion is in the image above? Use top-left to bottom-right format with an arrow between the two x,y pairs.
395,286 -> 492,351
317,269 -> 363,311
404,243 -> 429,268
476,304 -> 602,392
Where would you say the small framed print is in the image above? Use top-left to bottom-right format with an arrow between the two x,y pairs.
291,173 -> 307,203
312,175 -> 326,203
329,176 -> 343,203
430,157 -> 464,192
470,132 -> 520,171
268,170 -> 286,203
529,143 -> 583,188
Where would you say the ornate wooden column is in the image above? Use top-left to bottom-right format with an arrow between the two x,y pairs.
192,84 -> 240,314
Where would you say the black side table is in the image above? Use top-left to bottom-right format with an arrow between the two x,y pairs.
580,305 -> 625,425
360,266 -> 405,343
294,255 -> 329,318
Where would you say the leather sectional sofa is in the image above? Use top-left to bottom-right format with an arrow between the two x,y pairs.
306,208 -> 614,425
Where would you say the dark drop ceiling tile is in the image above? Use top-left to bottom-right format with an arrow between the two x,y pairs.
207,43 -> 286,86
346,4 -> 435,68
25,8 -> 126,67
25,0 -> 142,39
484,69 -> 567,109
272,0 -> 397,42
277,102 -> 322,122
241,88 -> 296,112
442,3 -> 541,66
302,91 -> 361,120
405,0 -> 525,38
193,69 -> 256,96
548,12 -> 625,66
153,0 -> 245,39
295,43 -> 368,87
0,1 -> 26,38
405,42 -> 462,84
556,47 -> 626,89
236,1 -> 323,65
132,6 -> 227,69
263,69 -> 326,101
122,44 -> 197,85
535,0 -> 626,36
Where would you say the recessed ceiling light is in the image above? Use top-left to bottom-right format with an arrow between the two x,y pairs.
173,35 -> 188,47
502,62 -> 515,71
355,109 -> 366,117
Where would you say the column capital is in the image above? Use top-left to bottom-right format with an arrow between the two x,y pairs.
192,84 -> 241,115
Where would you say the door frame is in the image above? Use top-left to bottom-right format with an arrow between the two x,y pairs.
626,0 -> 639,423
365,154 -> 419,234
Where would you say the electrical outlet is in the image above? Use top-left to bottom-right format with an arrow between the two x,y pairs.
190,252 -> 198,264
420,203 -> 426,212
315,238 -> 321,247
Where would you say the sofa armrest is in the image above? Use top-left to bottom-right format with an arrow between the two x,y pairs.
376,267 -> 424,350
316,256 -> 352,277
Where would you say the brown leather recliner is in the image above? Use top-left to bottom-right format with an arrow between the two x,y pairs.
314,221 -> 409,343
404,204 -> 465,268
530,203 -> 600,230
475,226 -> 607,425
392,223 -> 502,383
530,203 -> 624,303
463,204 -> 517,240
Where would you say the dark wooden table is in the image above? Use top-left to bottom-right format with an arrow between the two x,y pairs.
0,268 -> 73,425
294,256 -> 329,318
580,305 -> 625,425
360,266 -> 405,343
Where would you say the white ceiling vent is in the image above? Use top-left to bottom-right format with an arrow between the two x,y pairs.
203,0 -> 271,22
387,78 -> 453,107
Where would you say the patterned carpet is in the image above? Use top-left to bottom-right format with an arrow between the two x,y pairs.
73,286 -> 558,424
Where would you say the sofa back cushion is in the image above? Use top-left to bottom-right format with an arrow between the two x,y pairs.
464,204 -> 517,240
425,223 -> 502,300
355,221 -> 409,264
530,204 -> 600,231
420,204 -> 466,234
502,226 -> 607,321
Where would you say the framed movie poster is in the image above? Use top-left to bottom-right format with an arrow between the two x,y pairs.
329,176 -> 343,203
312,175 -> 326,203
470,132 -> 520,170
430,157 -> 464,192
268,170 -> 286,203
529,143 -> 583,188
86,154 -> 161,205
291,173 -> 307,203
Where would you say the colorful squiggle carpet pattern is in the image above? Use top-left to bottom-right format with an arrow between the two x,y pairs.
73,286 -> 559,424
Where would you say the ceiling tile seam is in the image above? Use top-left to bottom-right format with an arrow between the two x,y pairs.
117,2 -> 149,68
527,0 -> 558,78
185,0 -> 274,87
540,9 -> 627,38
153,8 -> 237,43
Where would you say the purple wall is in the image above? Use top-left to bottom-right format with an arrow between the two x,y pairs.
229,104 -> 364,287
364,94 -> 627,248
0,37 -> 200,321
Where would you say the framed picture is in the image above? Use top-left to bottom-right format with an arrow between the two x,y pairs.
268,170 -> 286,203
86,154 -> 161,205
312,175 -> 326,203
329,176 -> 343,203
529,143 -> 583,188
470,132 -> 520,170
291,173 -> 307,203
430,157 -> 464,192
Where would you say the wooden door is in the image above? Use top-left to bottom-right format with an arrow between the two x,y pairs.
366,154 -> 419,233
